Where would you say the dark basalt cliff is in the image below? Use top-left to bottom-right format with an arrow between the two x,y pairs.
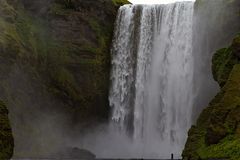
0,0 -> 129,158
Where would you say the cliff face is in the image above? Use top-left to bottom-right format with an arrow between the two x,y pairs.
191,0 -> 240,121
15,0 -> 118,119
0,101 -> 14,159
183,0 -> 240,158
183,36 -> 240,160
183,0 -> 240,159
0,0 -> 128,158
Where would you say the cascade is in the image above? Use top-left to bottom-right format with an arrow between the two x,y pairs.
109,2 -> 194,158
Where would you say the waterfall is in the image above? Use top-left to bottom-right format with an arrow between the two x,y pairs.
109,2 -> 194,158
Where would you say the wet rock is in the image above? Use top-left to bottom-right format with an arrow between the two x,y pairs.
56,147 -> 96,159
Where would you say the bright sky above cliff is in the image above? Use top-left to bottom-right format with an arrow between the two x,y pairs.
129,0 -> 195,4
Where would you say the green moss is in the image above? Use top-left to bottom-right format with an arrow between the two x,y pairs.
8,4 -> 85,106
0,0 -> 117,137
0,0 -> 119,156
184,32 -> 240,159
0,100 -> 14,159
183,64 -> 240,159
198,135 -> 240,160
212,47 -> 239,87
50,3 -> 73,16
112,0 -> 131,6
48,66 -> 82,103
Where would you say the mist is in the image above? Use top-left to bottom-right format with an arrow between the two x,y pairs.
0,0 -> 239,159
191,0 -> 240,121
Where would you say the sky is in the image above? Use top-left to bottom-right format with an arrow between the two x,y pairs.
129,0 -> 195,4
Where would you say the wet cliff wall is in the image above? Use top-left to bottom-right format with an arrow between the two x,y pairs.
0,0 -> 129,158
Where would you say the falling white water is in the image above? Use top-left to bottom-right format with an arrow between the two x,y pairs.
109,2 -> 194,158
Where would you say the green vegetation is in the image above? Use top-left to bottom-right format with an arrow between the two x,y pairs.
50,3 -> 74,15
196,64 -> 240,160
183,36 -> 240,160
112,0 -> 131,6
0,0 -> 119,118
0,101 -> 14,159
198,136 -> 240,160
0,0 -> 121,156
212,47 -> 239,87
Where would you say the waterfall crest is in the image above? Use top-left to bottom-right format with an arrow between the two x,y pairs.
109,2 -> 194,158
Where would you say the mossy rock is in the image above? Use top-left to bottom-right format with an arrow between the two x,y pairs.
0,0 -> 118,120
206,123 -> 227,145
183,64 -> 240,160
0,100 -> 14,159
112,0 -> 130,6
232,34 -> 240,58
212,47 -> 239,87
0,0 -> 119,156
183,33 -> 240,159
0,4 -> 120,154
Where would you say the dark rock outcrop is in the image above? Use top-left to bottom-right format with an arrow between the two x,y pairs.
0,101 -> 14,159
232,36 -> 240,59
